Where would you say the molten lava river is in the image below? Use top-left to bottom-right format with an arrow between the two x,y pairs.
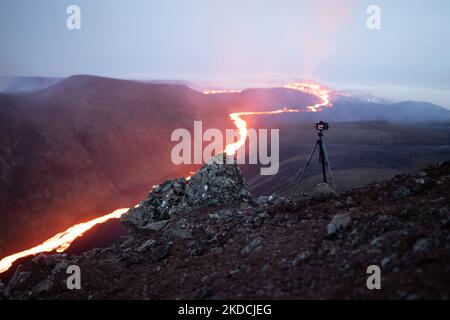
0,82 -> 332,274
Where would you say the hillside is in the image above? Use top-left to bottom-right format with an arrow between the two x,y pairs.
1,159 -> 449,300
0,75 -> 229,256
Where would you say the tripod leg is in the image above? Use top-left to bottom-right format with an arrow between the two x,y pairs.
291,141 -> 319,198
318,139 -> 327,184
321,142 -> 336,191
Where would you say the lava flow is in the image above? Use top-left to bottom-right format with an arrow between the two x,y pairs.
224,82 -> 332,155
0,208 -> 128,273
0,81 -> 332,274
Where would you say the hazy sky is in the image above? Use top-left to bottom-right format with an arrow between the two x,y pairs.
0,0 -> 449,105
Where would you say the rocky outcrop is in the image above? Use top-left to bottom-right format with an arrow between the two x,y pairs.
311,183 -> 337,201
122,153 -> 251,231
184,154 -> 251,206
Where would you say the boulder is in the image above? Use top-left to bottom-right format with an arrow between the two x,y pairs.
122,153 -> 251,231
327,213 -> 352,236
311,183 -> 337,201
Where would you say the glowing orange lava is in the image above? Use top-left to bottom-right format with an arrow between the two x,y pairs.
224,82 -> 332,155
0,208 -> 128,273
0,81 -> 332,274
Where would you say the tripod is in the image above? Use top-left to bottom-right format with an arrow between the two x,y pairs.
291,129 -> 335,197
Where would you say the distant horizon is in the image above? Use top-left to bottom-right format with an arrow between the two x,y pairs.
1,73 -> 449,109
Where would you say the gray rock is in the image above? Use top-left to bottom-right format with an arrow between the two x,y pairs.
50,260 -> 70,277
151,242 -> 172,262
311,183 -> 337,201
346,196 -> 353,206
0,280 -> 6,299
7,270 -> 31,291
413,238 -> 430,253
187,240 -> 205,256
292,250 -> 311,266
184,153 -> 251,206
241,237 -> 263,255
327,213 -> 352,236
168,225 -> 193,239
31,278 -> 53,295
122,153 -> 251,233
142,220 -> 170,232
332,200 -> 345,209
121,177 -> 187,229
393,186 -> 411,199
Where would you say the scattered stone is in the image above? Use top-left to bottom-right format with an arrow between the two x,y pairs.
136,239 -> 156,253
193,286 -> 214,300
311,183 -> 337,201
327,213 -> 352,236
413,238 -> 431,253
187,240 -> 205,256
51,260 -> 70,277
292,251 -> 312,266
184,153 -> 252,206
241,237 -> 263,255
168,225 -> 193,239
0,281 -> 6,299
142,220 -> 170,232
381,257 -> 391,267
393,186 -> 411,199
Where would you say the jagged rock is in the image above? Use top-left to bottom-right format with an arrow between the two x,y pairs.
168,225 -> 193,239
121,178 -> 188,229
187,240 -> 205,256
6,269 -> 31,292
292,250 -> 312,266
327,213 -> 352,236
413,238 -> 431,253
136,239 -> 156,253
32,253 -> 68,267
193,286 -> 214,300
393,186 -> 412,199
311,183 -> 337,201
256,195 -> 275,205
31,278 -> 53,295
241,237 -> 263,255
184,153 -> 251,206
0,280 -> 6,299
150,242 -> 172,262
51,260 -> 70,277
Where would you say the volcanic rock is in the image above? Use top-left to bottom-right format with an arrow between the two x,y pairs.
241,237 -> 263,255
121,177 -> 188,229
311,183 -> 337,201
122,153 -> 251,231
327,213 -> 352,236
184,153 -> 251,206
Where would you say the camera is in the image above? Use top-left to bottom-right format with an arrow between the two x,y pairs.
315,121 -> 329,131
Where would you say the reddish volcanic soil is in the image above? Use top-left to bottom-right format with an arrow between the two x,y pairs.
2,161 -> 449,300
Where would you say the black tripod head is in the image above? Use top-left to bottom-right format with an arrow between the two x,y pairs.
315,121 -> 329,138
